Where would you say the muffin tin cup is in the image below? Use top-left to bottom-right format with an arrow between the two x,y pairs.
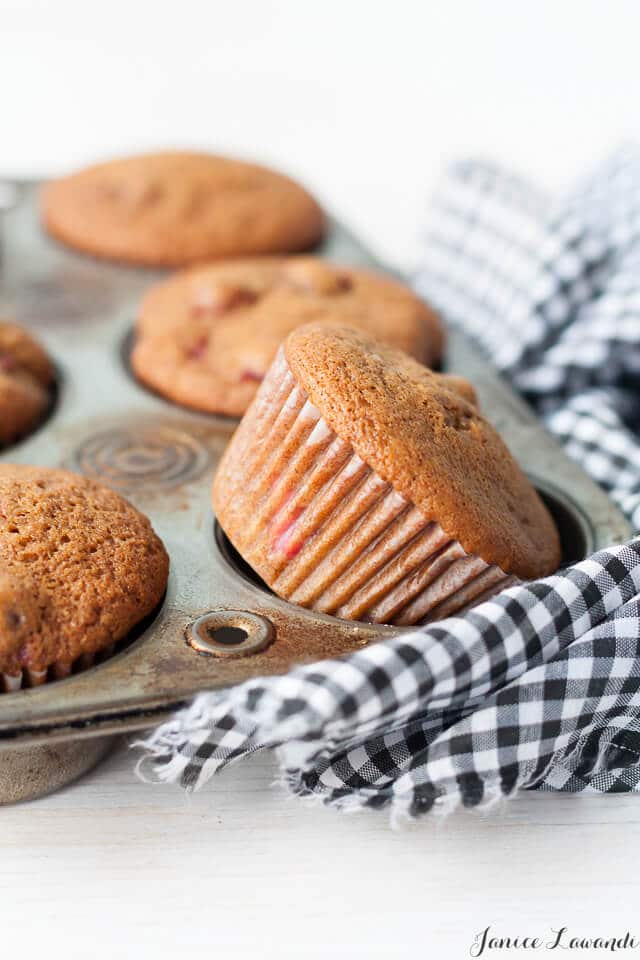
0,182 -> 631,804
0,735 -> 115,804
216,347 -> 518,625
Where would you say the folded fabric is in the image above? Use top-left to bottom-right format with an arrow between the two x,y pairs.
417,147 -> 640,527
138,147 -> 640,817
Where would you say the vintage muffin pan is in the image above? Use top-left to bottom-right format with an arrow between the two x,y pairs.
0,181 -> 631,803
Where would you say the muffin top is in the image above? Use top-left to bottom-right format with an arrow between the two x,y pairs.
41,151 -> 325,266
132,257 -> 444,417
0,465 -> 169,676
285,324 -> 561,578
0,321 -> 55,447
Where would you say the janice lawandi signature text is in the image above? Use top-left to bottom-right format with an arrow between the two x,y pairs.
470,926 -> 640,956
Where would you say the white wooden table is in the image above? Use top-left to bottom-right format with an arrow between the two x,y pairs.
1,739 -> 638,958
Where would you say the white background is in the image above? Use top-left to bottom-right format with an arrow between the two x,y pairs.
2,2 -> 640,957
4,0 -> 640,269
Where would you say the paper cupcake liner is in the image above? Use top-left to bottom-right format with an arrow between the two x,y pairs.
0,643 -> 116,694
218,348 -> 518,626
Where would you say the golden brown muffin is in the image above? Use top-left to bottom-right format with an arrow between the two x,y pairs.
131,257 -> 444,417
0,321 -> 55,447
0,465 -> 169,684
213,325 -> 561,626
41,151 -> 326,266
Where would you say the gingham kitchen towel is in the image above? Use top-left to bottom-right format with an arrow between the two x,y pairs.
139,147 -> 640,818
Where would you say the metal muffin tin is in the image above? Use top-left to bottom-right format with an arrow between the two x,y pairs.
0,181 -> 631,804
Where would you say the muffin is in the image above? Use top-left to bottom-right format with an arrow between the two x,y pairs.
41,151 -> 325,266
0,465 -> 169,691
131,257 -> 444,417
213,325 -> 561,625
0,321 -> 55,447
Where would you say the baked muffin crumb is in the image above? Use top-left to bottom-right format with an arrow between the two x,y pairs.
0,321 -> 54,447
42,151 -> 326,266
0,465 -> 169,677
132,257 -> 444,416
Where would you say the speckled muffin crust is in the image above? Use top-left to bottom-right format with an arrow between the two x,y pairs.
0,465 -> 169,680
283,325 -> 560,578
0,321 -> 55,447
41,151 -> 326,266
131,257 -> 444,417
213,325 -> 561,626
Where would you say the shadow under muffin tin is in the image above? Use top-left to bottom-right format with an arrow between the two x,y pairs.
0,181 -> 630,803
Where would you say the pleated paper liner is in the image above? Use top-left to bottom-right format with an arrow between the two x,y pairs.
0,643 -> 119,694
216,347 -> 518,626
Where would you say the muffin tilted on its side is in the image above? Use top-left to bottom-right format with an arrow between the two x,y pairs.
41,151 -> 326,266
0,321 -> 55,448
213,324 -> 561,626
132,256 -> 444,417
0,465 -> 169,691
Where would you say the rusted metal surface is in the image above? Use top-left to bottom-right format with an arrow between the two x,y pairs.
0,181 -> 631,802
0,734 -> 115,804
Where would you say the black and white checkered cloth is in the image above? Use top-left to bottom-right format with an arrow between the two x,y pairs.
139,148 -> 640,818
